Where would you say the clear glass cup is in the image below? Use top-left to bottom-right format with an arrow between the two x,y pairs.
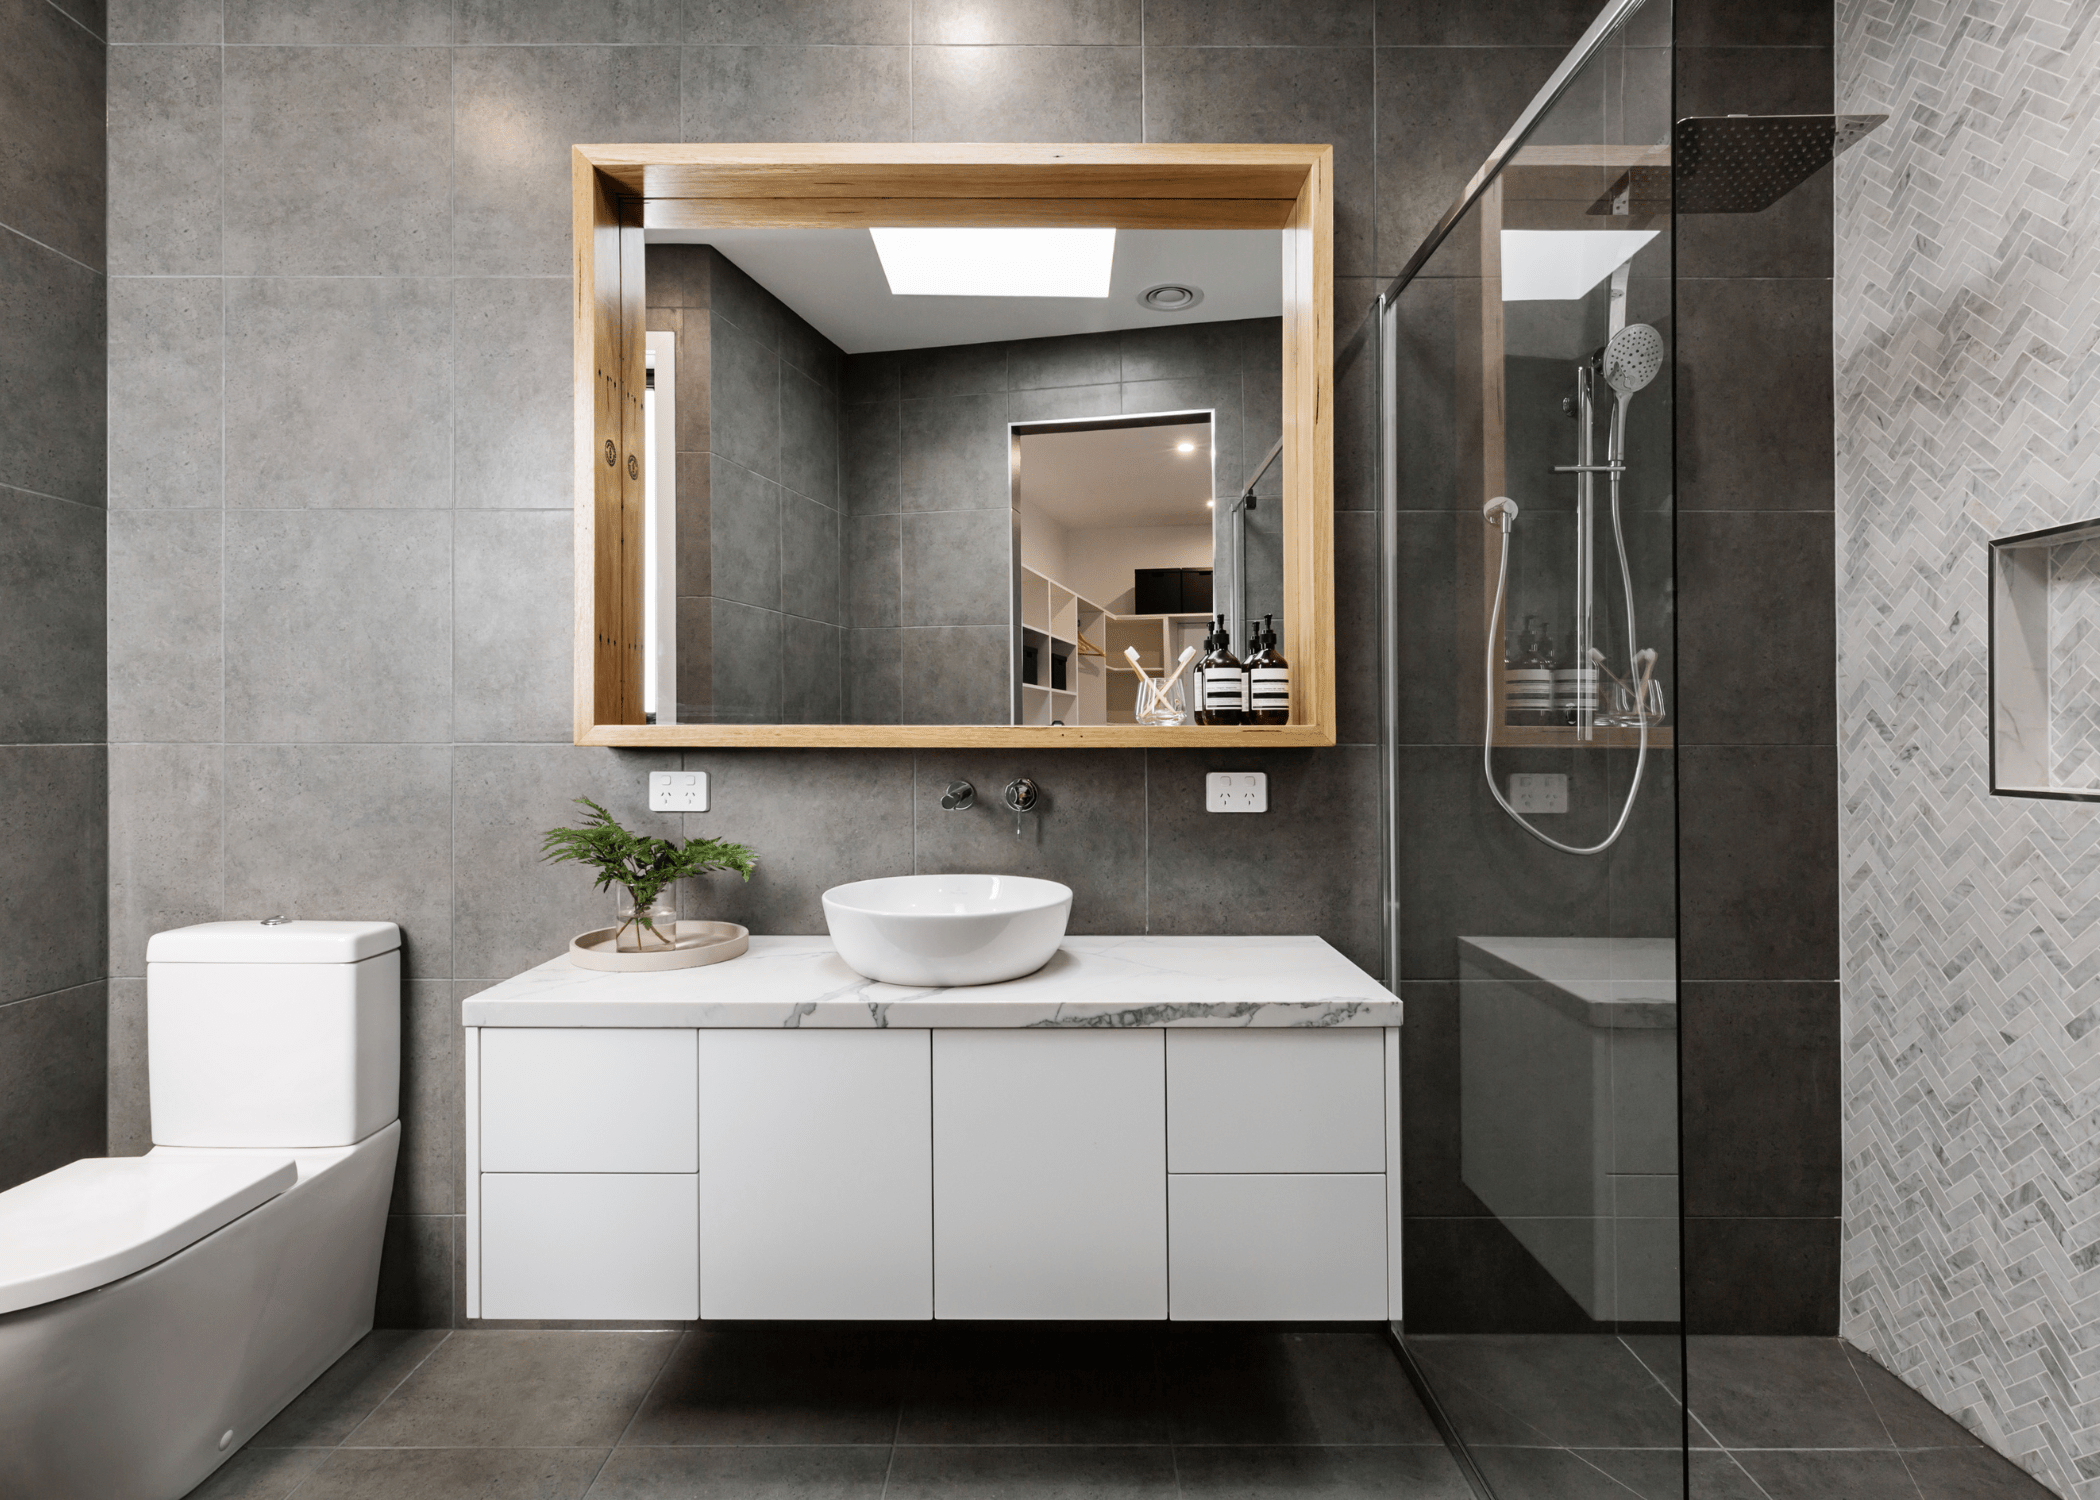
1135,673 -> 1188,726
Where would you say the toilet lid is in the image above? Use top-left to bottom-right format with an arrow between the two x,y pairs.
0,1155 -> 297,1315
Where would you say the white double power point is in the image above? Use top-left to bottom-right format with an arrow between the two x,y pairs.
649,771 -> 710,813
1205,772 -> 1268,813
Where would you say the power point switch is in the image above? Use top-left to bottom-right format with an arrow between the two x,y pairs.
650,770 -> 710,813
1205,771 -> 1268,813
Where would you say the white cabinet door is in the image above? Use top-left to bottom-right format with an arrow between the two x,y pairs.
1166,1029 -> 1385,1173
698,1030 -> 933,1320
933,1029 -> 1165,1320
1168,1174 -> 1387,1320
480,1172 -> 698,1320
480,1028 -> 696,1173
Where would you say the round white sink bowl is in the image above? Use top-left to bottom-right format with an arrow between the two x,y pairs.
822,874 -> 1073,987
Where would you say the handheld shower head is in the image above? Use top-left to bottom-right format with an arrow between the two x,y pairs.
1602,323 -> 1663,395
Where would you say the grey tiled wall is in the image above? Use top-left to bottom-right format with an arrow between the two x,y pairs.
0,0 -> 106,1195
647,245 -> 847,725
840,317 -> 1281,725
1673,0 -> 1842,1336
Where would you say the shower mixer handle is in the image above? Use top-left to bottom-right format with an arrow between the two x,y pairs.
1483,496 -> 1519,529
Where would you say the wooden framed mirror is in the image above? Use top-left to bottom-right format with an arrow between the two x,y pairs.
573,143 -> 1333,747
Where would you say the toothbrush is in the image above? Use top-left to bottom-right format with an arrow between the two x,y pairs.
1156,645 -> 1199,693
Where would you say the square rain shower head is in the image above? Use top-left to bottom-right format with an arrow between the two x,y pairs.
1588,113 -> 1888,217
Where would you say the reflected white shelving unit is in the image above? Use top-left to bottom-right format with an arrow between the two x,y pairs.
1018,566 -> 1108,726
1104,613 -> 1213,724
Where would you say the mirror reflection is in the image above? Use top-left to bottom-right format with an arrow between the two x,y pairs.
639,227 -> 1285,727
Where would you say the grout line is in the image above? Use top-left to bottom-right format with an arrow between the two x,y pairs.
0,218 -> 103,278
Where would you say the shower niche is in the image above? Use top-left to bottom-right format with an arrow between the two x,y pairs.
1990,518 -> 2100,801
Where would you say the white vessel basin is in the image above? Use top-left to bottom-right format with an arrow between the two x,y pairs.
822,874 -> 1073,987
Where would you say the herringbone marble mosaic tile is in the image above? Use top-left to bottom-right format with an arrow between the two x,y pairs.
1838,1 -> 2100,1495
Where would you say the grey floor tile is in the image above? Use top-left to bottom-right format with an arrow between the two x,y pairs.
587,1445 -> 892,1498
1732,1448 -> 1918,1500
899,1323 -> 1165,1445
179,1445 -> 330,1500
1470,1446 -> 1661,1500
1686,1449 -> 1770,1500
1900,1445 -> 2056,1498
1572,1447 -> 1696,1500
1406,1334 -> 1684,1449
1842,1344 -> 1988,1451
1165,1329 -> 1441,1446
1174,1444 -> 1474,1498
623,1327 -> 911,1446
1688,1337 -> 1891,1450
346,1331 -> 679,1448
250,1329 -> 451,1447
292,1446 -> 606,1499
884,1445 -> 1177,1499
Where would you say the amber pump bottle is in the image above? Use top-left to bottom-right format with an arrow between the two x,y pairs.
1248,614 -> 1290,725
1196,616 -> 1245,726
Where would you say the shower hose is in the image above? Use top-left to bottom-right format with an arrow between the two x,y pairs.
1481,492 -> 1651,857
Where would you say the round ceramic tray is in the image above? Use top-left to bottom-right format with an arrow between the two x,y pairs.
567,920 -> 749,972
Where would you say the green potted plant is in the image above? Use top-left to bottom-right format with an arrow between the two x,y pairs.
540,797 -> 757,953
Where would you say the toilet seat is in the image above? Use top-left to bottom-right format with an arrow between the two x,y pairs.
0,1155 -> 296,1315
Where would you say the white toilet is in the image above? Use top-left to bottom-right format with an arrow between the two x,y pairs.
0,920 -> 402,1500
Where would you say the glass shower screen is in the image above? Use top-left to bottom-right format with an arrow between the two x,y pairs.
1371,1 -> 1684,1494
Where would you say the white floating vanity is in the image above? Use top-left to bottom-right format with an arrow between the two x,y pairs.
461,935 -> 1402,1324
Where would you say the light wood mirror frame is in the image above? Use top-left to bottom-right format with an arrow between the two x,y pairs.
572,143 -> 1334,748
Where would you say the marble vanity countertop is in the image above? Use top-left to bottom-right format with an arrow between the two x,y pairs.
459,935 -> 1400,1029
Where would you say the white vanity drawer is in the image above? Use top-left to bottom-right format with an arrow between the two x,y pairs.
1166,1029 -> 1385,1173
1168,1173 -> 1388,1321
479,1172 -> 698,1320
479,1027 -> 696,1173
699,1030 -> 933,1320
934,1029 -> 1166,1320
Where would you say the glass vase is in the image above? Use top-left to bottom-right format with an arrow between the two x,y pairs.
615,893 -> 681,952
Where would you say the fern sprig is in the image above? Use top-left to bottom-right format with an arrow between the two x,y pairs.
540,797 -> 757,947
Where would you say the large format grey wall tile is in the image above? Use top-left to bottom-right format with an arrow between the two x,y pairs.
0,0 -> 106,270
779,362 -> 839,508
223,743 -> 452,976
392,979 -> 458,1217
709,601 -> 785,723
682,749 -> 912,930
453,510 -> 572,744
224,0 -> 451,43
781,618 -> 842,724
1679,278 -> 1835,511
901,509 -> 1011,628
1146,0 -> 1369,45
110,0 -> 218,42
900,625 -> 1006,723
107,743 -> 222,979
709,315 -> 781,482
222,47 -> 453,276
913,0 -> 1137,44
846,628 -> 901,724
453,46 -> 679,278
847,513 -> 900,629
0,489 -> 103,744
106,45 -> 219,276
107,509 -> 221,743
913,750 -> 1147,933
451,743 -> 679,980
1373,0 -> 1597,46
781,492 -> 841,625
106,978 -> 149,1155
1144,47 -> 1374,278
1682,981 -> 1841,1219
911,46 -> 1142,143
0,983 -> 107,1193
1146,747 -> 1383,972
224,510 -> 452,744
375,1213 -> 453,1328
1685,1217 -> 1838,1335
899,394 -> 1008,512
224,277 -> 454,511
1373,47 -> 1568,279
687,0 -> 907,44
454,278 -> 571,511
457,0 -> 677,43
683,45 -> 910,142
0,230 -> 106,506
1677,745 -> 1838,981
842,401 -> 900,515
0,747 -> 108,1005
708,459 -> 782,611
1676,511 -> 1835,746
108,277 -> 221,510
